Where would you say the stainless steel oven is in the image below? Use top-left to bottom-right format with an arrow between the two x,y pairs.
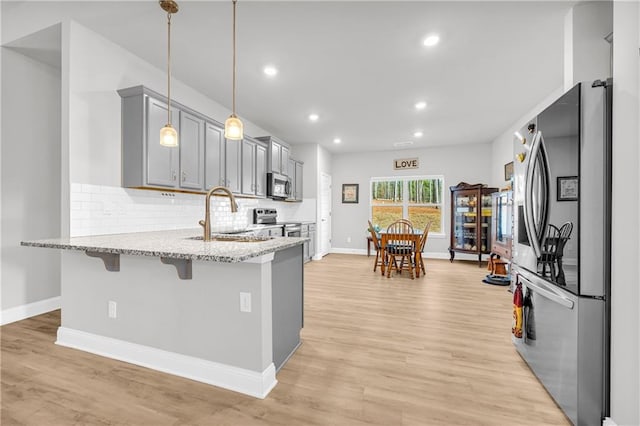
253,208 -> 300,237
283,223 -> 301,237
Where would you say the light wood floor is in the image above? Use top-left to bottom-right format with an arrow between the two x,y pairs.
1,255 -> 570,425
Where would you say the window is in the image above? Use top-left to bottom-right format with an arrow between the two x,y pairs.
371,176 -> 444,233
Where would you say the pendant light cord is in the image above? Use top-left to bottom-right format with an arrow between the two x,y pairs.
232,0 -> 237,117
167,11 -> 173,125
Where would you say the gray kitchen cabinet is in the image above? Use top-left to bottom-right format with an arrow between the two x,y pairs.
120,85 -> 207,192
286,159 -> 303,201
252,226 -> 283,238
256,143 -> 267,197
294,161 -> 303,201
204,121 -> 226,189
309,223 -> 316,260
301,224 -> 309,262
241,137 -> 267,197
301,223 -> 315,263
257,136 -> 291,176
225,139 -> 242,194
178,110 -> 205,191
281,145 -> 290,177
127,94 -> 181,188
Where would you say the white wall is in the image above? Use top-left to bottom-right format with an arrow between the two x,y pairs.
564,1 -> 613,91
66,20 -> 271,188
331,144 -> 491,256
609,1 -> 640,424
1,43 -> 61,316
489,87 -> 564,188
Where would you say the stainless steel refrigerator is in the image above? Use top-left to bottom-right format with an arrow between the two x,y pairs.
511,79 -> 611,425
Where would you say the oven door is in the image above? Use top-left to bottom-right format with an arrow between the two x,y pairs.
284,227 -> 301,237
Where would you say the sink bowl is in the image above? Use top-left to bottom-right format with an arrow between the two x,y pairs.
188,235 -> 274,243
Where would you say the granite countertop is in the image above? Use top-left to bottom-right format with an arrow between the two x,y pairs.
21,228 -> 307,263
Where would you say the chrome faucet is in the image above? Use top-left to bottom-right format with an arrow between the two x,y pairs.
199,186 -> 238,241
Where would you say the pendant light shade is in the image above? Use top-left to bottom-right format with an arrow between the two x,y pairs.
160,0 -> 179,147
224,115 -> 243,140
160,124 -> 178,147
225,0 -> 243,140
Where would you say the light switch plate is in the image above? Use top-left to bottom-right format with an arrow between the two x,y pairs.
108,300 -> 117,318
240,292 -> 252,313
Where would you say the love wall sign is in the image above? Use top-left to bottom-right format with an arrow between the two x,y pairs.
393,158 -> 419,170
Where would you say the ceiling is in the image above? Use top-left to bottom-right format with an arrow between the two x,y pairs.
6,1 -> 575,153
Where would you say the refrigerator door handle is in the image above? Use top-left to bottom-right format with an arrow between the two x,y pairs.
524,130 -> 550,259
524,131 -> 542,258
519,273 -> 575,309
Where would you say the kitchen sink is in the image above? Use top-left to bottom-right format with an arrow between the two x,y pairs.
187,235 -> 274,243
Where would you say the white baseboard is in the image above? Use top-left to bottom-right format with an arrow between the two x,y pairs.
56,327 -> 277,399
602,418 -> 618,426
1,296 -> 61,326
330,248 -> 368,255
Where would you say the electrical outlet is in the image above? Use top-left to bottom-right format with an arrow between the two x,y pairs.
240,292 -> 252,313
347,236 -> 351,243
108,301 -> 117,318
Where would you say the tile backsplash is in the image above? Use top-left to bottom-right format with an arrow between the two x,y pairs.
70,183 -> 316,237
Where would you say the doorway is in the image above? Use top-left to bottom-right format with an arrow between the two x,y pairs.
319,173 -> 332,257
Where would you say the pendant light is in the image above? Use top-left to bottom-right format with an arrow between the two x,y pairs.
159,0 -> 179,147
224,0 -> 243,140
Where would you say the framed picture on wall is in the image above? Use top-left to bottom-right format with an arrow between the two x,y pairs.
557,176 -> 578,201
342,184 -> 359,204
504,162 -> 514,181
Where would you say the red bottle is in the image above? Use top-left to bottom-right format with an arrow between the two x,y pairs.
512,281 -> 523,338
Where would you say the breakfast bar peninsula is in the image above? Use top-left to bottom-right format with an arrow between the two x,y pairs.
22,228 -> 306,398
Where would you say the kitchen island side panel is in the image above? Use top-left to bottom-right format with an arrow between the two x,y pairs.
271,245 -> 304,371
60,250 -> 272,372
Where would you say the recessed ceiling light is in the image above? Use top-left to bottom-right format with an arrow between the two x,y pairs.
263,65 -> 278,77
423,34 -> 440,47
333,138 -> 341,144
415,101 -> 427,110
308,113 -> 319,122
413,131 -> 423,138
393,141 -> 414,147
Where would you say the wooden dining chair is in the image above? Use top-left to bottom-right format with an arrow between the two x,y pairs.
539,222 -> 573,282
367,220 -> 384,274
387,219 -> 414,234
413,222 -> 431,278
384,220 -> 416,279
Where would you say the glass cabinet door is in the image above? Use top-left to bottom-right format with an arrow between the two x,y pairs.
480,193 -> 493,252
452,190 -> 478,251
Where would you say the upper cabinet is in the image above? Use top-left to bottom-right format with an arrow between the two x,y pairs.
178,110 -> 205,191
119,86 -> 280,199
120,86 -> 206,191
225,138 -> 242,194
287,158 -> 304,201
257,136 -> 291,177
144,96 -> 180,187
204,121 -> 226,189
241,137 -> 267,197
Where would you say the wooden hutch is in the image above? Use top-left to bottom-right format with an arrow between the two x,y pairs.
448,182 -> 498,266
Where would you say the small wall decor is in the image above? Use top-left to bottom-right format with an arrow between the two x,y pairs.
504,162 -> 514,181
342,184 -> 359,204
557,176 -> 578,201
393,157 -> 419,170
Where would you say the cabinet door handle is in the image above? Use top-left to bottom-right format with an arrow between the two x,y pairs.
172,170 -> 177,181
181,171 -> 186,182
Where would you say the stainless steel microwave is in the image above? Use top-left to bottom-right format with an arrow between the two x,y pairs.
267,172 -> 291,199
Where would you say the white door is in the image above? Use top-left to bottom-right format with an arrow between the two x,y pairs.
319,173 -> 332,257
